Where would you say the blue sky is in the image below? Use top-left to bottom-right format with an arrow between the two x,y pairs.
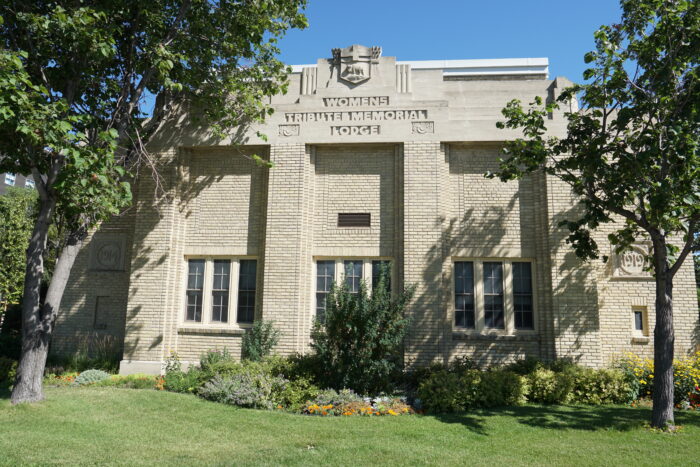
276,0 -> 624,82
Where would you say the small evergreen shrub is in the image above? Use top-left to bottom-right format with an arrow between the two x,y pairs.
74,369 -> 111,386
242,321 -> 280,361
310,278 -> 414,395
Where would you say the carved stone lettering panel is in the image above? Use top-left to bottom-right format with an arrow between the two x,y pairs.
279,124 -> 299,137
412,121 -> 434,134
612,243 -> 652,278
89,235 -> 126,271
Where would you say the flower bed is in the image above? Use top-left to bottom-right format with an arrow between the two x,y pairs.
303,397 -> 414,417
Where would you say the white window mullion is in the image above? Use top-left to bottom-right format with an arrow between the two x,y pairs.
335,259 -> 342,286
231,260 -> 240,325
202,259 -> 212,324
474,261 -> 485,332
363,260 -> 372,292
504,262 -> 514,334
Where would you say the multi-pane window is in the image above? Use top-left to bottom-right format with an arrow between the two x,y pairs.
483,262 -> 504,329
316,261 -> 336,321
211,260 -> 230,322
237,260 -> 257,324
453,260 -> 533,332
454,262 -> 475,328
186,259 -> 205,322
4,173 -> 16,186
372,260 -> 392,292
24,178 -> 35,189
184,258 -> 256,325
512,262 -> 533,330
344,260 -> 362,294
315,258 -> 393,322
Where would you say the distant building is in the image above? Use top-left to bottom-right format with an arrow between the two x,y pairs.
53,45 -> 699,374
0,172 -> 34,194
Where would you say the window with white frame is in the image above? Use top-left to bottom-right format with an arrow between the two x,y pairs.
24,178 -> 35,189
184,258 -> 257,325
632,306 -> 649,337
314,258 -> 393,321
4,173 -> 16,186
453,260 -> 535,332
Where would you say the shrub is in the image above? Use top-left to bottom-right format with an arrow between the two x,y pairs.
418,369 -> 528,413
311,388 -> 364,407
242,320 -> 280,362
198,373 -> 285,409
273,377 -> 320,412
505,357 -> 545,376
617,351 -> 700,404
480,370 -> 528,407
310,278 -> 414,395
200,348 -> 235,372
526,368 -> 574,404
74,369 -> 111,386
569,368 -> 632,405
449,355 -> 480,373
0,356 -> 17,383
164,367 -> 206,394
549,358 -> 578,373
417,370 -> 475,413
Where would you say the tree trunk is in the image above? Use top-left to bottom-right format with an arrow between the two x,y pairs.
650,237 -> 675,428
11,223 -> 84,404
11,196 -> 55,404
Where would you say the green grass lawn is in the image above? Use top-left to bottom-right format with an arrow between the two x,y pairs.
1,387 -> 699,466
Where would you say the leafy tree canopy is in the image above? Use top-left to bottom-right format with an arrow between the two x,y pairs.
491,0 -> 699,428
0,0 -> 307,404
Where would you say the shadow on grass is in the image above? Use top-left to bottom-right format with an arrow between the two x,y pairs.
432,404 -> 700,434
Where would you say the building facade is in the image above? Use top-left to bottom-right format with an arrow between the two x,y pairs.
53,46 -> 700,374
1,172 -> 34,194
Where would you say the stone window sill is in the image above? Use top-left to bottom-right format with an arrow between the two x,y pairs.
452,331 -> 539,342
178,327 -> 247,336
631,336 -> 650,344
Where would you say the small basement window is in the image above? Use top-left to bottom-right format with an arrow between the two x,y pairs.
338,213 -> 371,228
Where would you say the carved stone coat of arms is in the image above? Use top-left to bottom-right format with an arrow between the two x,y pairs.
332,44 -> 382,85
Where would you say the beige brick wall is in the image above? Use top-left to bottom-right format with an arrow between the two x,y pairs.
313,144 -> 396,257
55,142 -> 699,373
54,208 -> 136,355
